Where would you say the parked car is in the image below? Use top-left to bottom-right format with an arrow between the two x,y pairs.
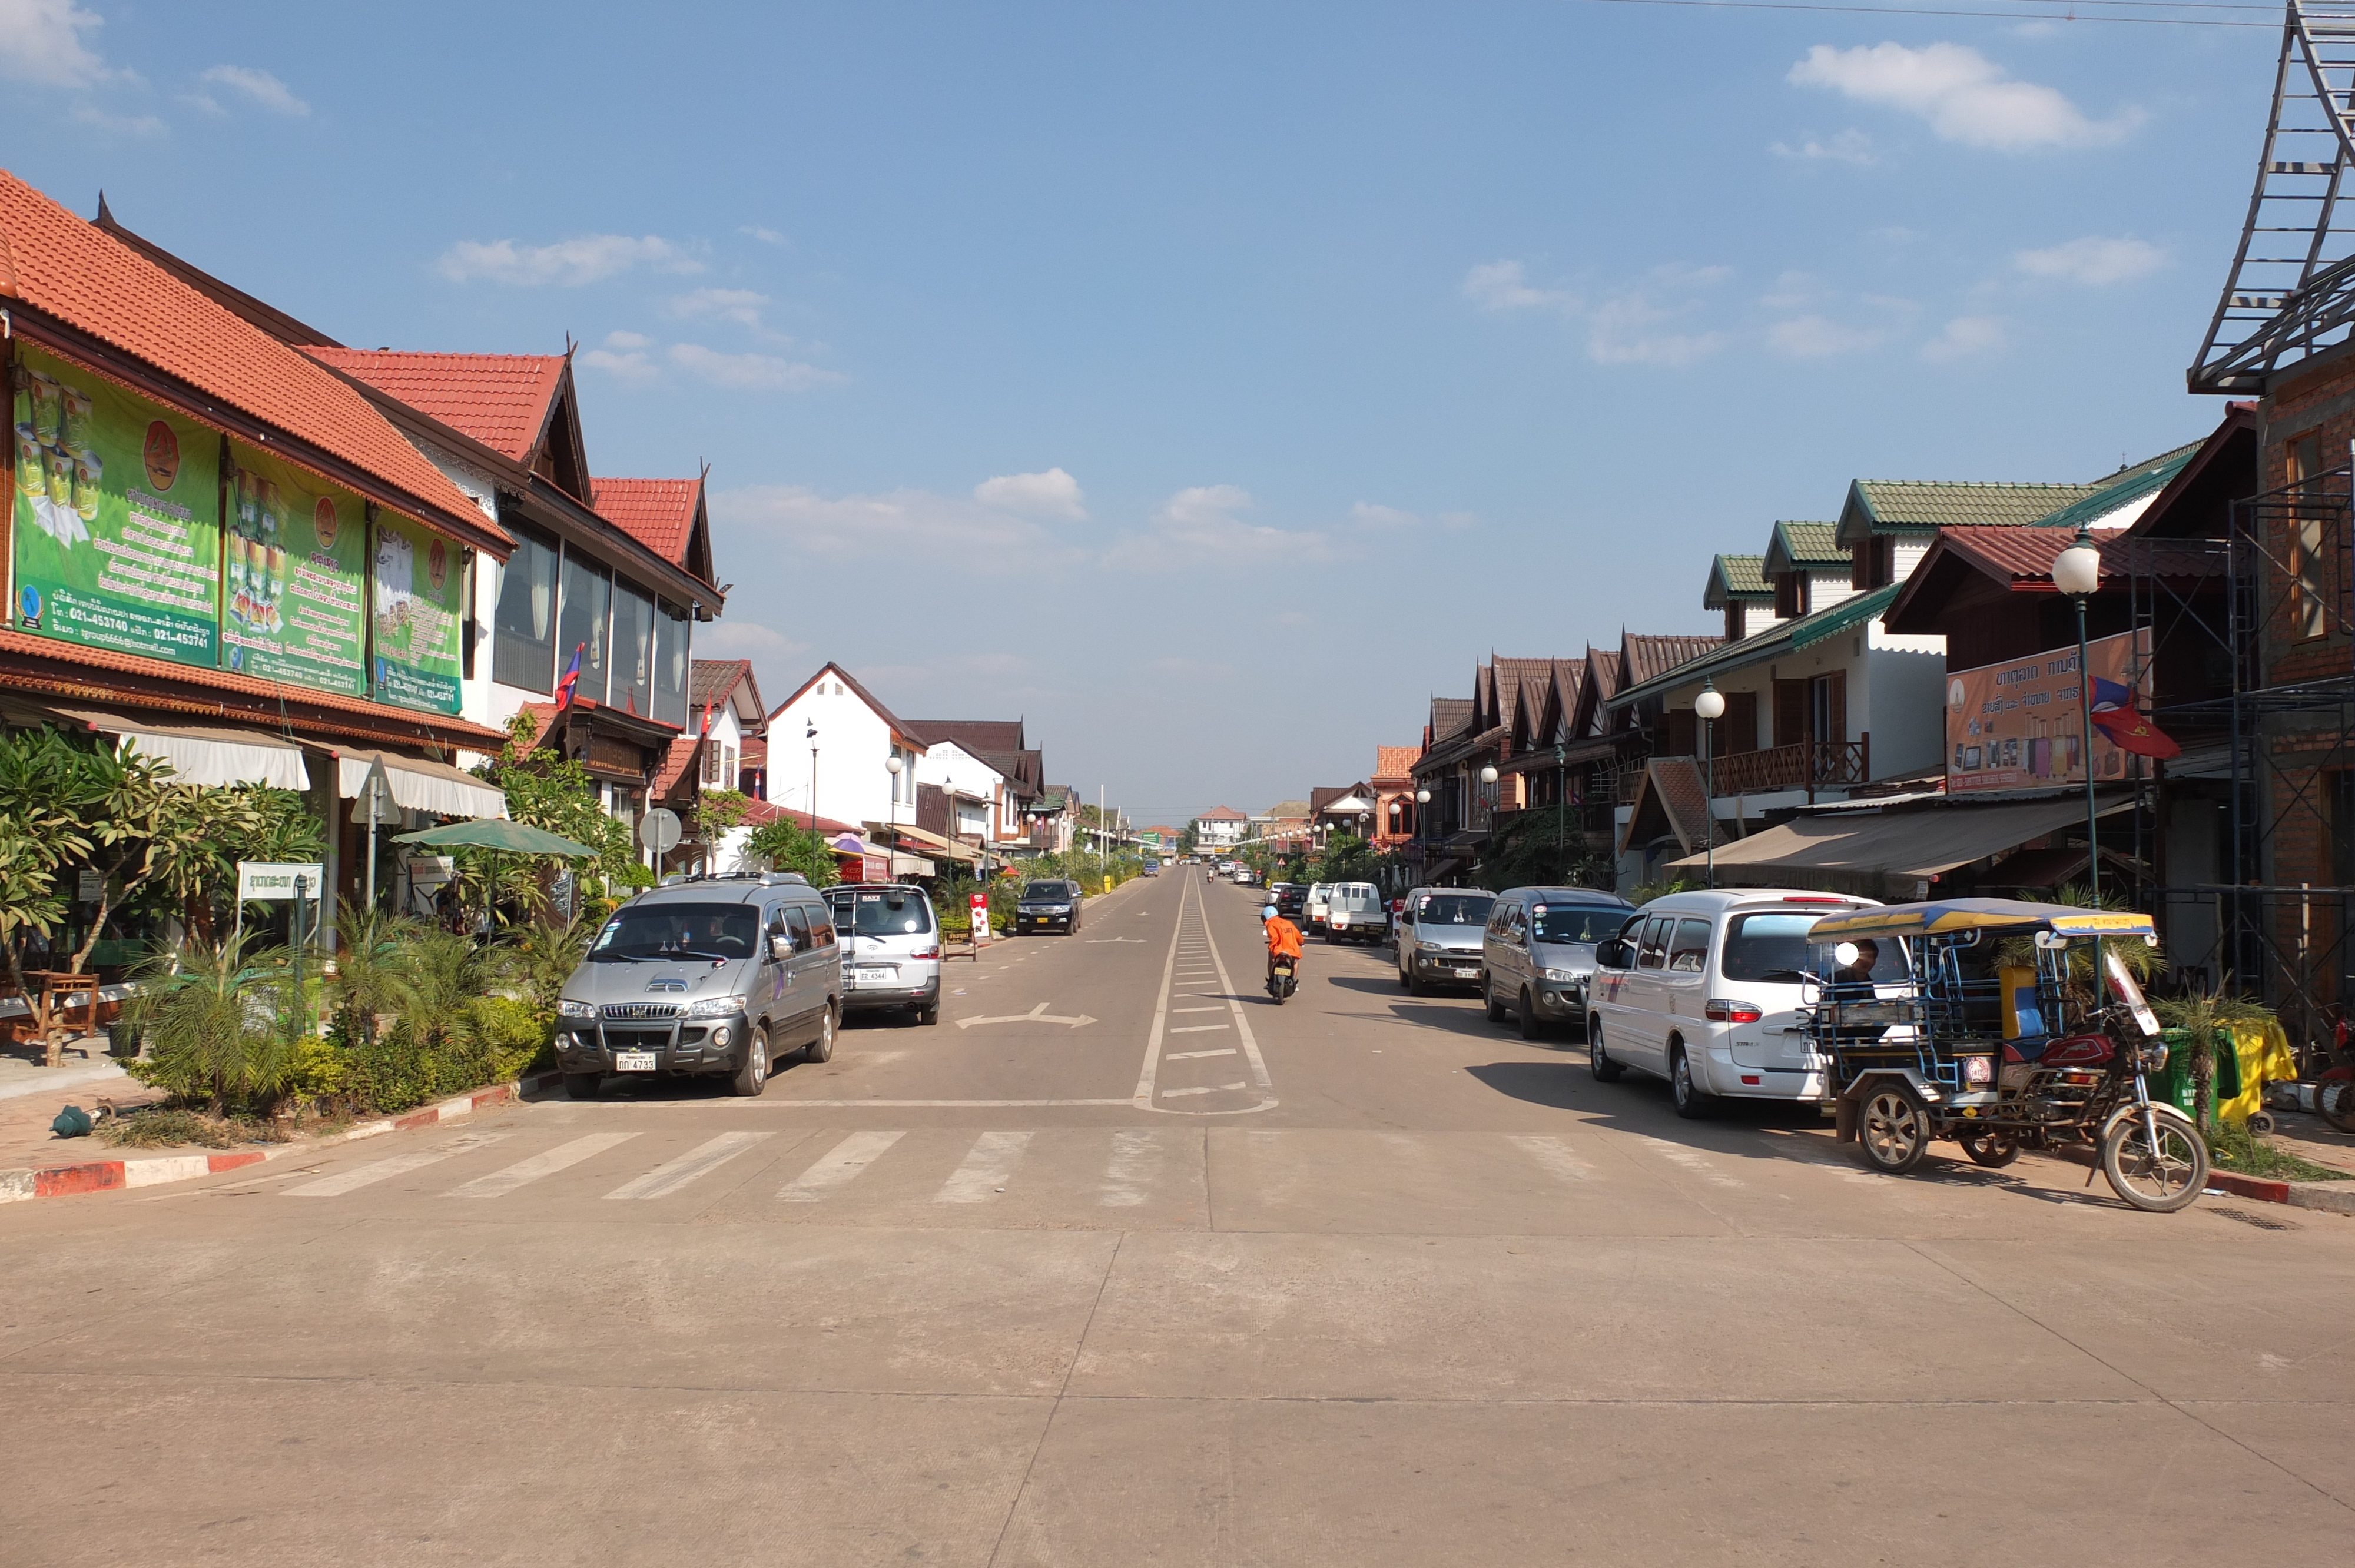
1586,888 -> 1886,1118
1479,886 -> 1634,1040
1142,859 -> 1161,876
1270,882 -> 1308,919
1324,882 -> 1387,944
1394,885 -> 1497,995
1304,882 -> 1332,934
822,882 -> 943,1026
556,871 -> 842,1099
1231,866 -> 1258,886
1014,878 -> 1084,934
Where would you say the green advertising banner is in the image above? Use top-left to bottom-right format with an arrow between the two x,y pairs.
222,443 -> 367,696
11,343 -> 219,667
370,510 -> 464,715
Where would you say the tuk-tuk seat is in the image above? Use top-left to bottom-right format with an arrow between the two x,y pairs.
2002,1034 -> 2114,1067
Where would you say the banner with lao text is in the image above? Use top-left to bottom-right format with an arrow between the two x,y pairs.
223,442 -> 367,695
369,510 -> 465,715
1945,629 -> 2147,795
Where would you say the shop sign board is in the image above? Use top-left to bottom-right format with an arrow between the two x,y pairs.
221,442 -> 368,695
237,861 -> 325,901
11,342 -> 220,667
370,510 -> 465,715
1945,629 -> 2147,795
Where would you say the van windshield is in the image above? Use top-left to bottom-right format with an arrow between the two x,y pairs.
841,891 -> 934,936
591,903 -> 760,962
1415,893 -> 1494,926
1530,905 -> 1625,944
1722,910 -> 1905,984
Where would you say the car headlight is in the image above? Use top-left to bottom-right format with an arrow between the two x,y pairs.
558,999 -> 596,1019
1961,1054 -> 1994,1085
1418,940 -> 1444,953
1542,968 -> 1582,983
685,997 -> 741,1018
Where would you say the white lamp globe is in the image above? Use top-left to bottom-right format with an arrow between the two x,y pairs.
2052,530 -> 2102,597
1480,765 -> 1500,784
1694,685 -> 1726,721
1415,789 -> 1431,804
885,755 -> 903,775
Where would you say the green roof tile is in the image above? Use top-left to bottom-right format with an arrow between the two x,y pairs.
1706,553 -> 1770,603
1764,520 -> 1846,576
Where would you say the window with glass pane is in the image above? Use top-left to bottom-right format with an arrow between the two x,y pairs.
611,579 -> 655,716
556,553 -> 611,705
491,530 -> 559,692
654,599 -> 691,728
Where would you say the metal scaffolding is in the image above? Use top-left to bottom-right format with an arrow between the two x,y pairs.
2192,4 -> 2355,393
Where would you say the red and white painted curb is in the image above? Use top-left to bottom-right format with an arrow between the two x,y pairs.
0,1078 -> 548,1205
2052,1141 -> 2355,1216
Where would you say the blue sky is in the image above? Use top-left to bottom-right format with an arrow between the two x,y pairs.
0,1 -> 2280,824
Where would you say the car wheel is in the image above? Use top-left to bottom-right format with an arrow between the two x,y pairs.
1518,988 -> 1545,1041
1590,1019 -> 1624,1082
804,1006 -> 836,1064
563,1071 -> 603,1100
1856,1082 -> 1932,1173
1670,1044 -> 1715,1119
1959,1130 -> 2020,1168
1408,964 -> 1427,996
1484,979 -> 1507,1024
729,1027 -> 769,1097
916,998 -> 940,1026
1397,958 -> 1410,991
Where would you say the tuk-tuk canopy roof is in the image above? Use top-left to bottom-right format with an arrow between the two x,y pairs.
1806,898 -> 2157,944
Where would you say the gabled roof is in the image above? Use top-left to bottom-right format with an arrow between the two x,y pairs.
1527,659 -> 1587,748
1837,478 -> 2101,548
2125,404 -> 2258,542
690,659 -> 766,726
652,733 -> 705,806
1610,589 -> 1896,710
1705,554 -> 1772,607
1883,527 -> 2223,634
1490,657 -> 1553,734
0,171 -> 492,543
593,476 -> 715,586
770,660 -> 927,749
1374,745 -> 1419,781
1428,697 -> 1474,745
1263,800 -> 1312,818
1195,805 -> 1249,820
305,348 -> 568,465
2032,442 -> 2204,535
1625,633 -> 1722,687
1763,521 -> 1847,577
906,719 -> 1027,754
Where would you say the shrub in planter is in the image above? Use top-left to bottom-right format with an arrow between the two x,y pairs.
122,936 -> 294,1115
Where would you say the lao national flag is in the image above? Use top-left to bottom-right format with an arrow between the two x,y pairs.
2087,676 -> 2180,759
556,645 -> 583,710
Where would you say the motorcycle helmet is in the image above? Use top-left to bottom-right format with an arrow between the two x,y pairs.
1261,904 -> 1277,922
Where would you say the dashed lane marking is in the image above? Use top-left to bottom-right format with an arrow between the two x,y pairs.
1165,1048 -> 1236,1060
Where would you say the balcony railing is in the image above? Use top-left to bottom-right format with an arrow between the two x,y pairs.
1704,737 -> 1870,798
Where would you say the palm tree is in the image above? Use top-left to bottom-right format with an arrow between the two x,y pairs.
324,906 -> 423,1048
123,934 -> 294,1115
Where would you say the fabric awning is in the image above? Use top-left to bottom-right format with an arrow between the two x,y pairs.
336,748 -> 509,820
1666,795 -> 2132,880
878,822 -> 979,863
888,851 -> 937,876
49,706 -> 310,789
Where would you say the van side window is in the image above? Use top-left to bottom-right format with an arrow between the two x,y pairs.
781,904 -> 812,952
1637,915 -> 1671,969
1667,918 -> 1711,973
807,902 -> 837,949
1488,902 -> 1512,937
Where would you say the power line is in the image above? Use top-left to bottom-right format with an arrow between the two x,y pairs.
1576,0 -> 2280,26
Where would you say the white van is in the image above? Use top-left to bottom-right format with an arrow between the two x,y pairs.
1586,888 -> 1892,1118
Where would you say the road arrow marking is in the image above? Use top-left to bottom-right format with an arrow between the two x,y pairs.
1085,937 -> 1146,944
1161,1082 -> 1249,1097
956,1001 -> 1099,1030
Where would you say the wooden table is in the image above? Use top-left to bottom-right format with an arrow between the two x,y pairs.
25,971 -> 99,1067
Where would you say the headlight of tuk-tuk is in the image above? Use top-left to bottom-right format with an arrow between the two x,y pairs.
2135,1040 -> 2171,1072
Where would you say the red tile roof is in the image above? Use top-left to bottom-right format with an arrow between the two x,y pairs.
306,348 -> 565,463
1195,805 -> 1248,820
691,659 -> 751,709
652,734 -> 703,803
0,171 -> 489,535
592,477 -> 701,565
739,799 -> 863,837
1374,745 -> 1419,781
1929,525 -> 2220,586
1625,634 -> 1723,687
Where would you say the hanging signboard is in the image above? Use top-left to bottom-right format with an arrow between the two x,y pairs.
236,861 -> 325,901
11,343 -> 220,667
221,443 -> 368,695
1945,629 -> 2147,795
370,510 -> 465,715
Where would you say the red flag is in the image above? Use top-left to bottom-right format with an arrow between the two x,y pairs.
2088,675 -> 2181,759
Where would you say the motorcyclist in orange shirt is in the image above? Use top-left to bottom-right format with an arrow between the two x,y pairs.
1262,902 -> 1303,984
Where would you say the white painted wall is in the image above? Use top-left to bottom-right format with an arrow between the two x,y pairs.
767,668 -> 921,829
914,739 -> 1012,841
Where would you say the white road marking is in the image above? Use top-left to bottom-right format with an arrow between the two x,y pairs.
956,1001 -> 1097,1029
1508,1134 -> 1595,1184
778,1130 -> 905,1201
1166,1048 -> 1236,1060
286,1132 -> 511,1198
935,1131 -> 1033,1202
1100,1129 -> 1163,1206
603,1131 -> 772,1200
1169,1023 -> 1230,1034
745,1098 -> 1132,1107
1172,1006 -> 1223,1014
446,1132 -> 638,1198
1163,1082 -> 1248,1097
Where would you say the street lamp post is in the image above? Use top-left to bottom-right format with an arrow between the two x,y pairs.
1553,742 -> 1567,885
1695,682 -> 1725,889
885,752 -> 904,830
1414,787 -> 1431,876
2052,526 -> 2105,902
805,721 -> 820,829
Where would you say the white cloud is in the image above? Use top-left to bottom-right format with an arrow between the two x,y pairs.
1789,42 -> 2140,151
1349,501 -> 1419,530
713,484 -> 1060,573
1462,260 -> 1577,314
738,225 -> 790,247
198,64 -> 307,115
1921,315 -> 2008,362
604,329 -> 652,350
435,234 -> 703,286
2014,235 -> 2166,285
973,468 -> 1087,520
1588,292 -> 1724,367
0,0 -> 118,88
666,287 -> 770,327
694,618 -> 807,662
1768,314 -> 1887,359
1103,486 -> 1335,573
666,342 -> 841,392
1770,129 -> 1875,165
579,328 -> 658,383
70,101 -> 163,137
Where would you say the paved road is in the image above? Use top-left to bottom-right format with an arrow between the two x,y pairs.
4,871 -> 2351,1564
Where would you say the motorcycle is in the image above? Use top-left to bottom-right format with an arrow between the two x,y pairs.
1266,955 -> 1298,1004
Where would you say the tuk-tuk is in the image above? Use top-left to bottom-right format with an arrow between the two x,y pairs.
1801,898 -> 2207,1213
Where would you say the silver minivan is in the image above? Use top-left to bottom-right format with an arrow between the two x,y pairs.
1586,888 -> 1888,1118
824,882 -> 943,1026
1394,885 -> 1497,995
556,872 -> 843,1099
1480,887 -> 1633,1040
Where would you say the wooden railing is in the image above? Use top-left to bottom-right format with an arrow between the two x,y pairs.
1704,737 -> 1869,797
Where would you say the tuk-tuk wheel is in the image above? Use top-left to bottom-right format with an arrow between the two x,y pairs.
1857,1084 -> 1933,1174
1958,1130 -> 2020,1169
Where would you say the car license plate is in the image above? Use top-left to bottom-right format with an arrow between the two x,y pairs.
1454,967 -> 1480,979
615,1050 -> 657,1072
857,967 -> 894,983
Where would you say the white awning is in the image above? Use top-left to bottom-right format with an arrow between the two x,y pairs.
888,851 -> 937,877
336,748 -> 509,820
49,707 -> 310,789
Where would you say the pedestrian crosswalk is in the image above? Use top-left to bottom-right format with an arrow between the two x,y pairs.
259,1120 -> 1903,1217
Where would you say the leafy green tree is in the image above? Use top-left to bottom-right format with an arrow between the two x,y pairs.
1475,810 -> 1610,892
466,714 -> 639,917
745,816 -> 841,887
1313,832 -> 1379,885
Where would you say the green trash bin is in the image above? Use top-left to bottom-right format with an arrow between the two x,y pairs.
2155,1029 -> 2198,1119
